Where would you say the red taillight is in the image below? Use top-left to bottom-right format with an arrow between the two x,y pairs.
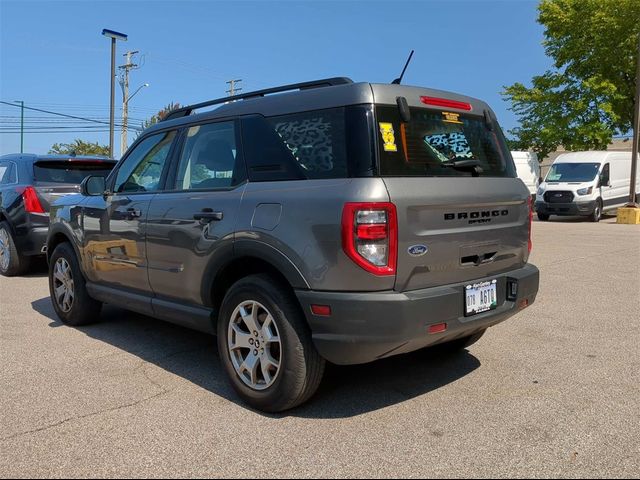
428,323 -> 448,335
341,202 -> 397,276
420,96 -> 472,111
311,305 -> 332,316
527,196 -> 533,253
20,186 -> 45,214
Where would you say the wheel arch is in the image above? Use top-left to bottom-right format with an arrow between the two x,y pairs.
204,240 -> 310,327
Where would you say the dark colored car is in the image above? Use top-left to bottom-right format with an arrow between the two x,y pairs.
47,78 -> 539,412
0,154 -> 116,276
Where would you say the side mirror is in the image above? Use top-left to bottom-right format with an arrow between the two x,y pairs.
599,174 -> 610,188
81,175 -> 106,196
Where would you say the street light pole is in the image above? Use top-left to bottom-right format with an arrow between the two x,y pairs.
102,29 -> 128,159
109,37 -> 116,158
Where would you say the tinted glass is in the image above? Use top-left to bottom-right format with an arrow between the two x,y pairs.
0,163 -> 9,184
33,161 -> 113,184
377,106 -> 515,178
241,106 -> 375,182
114,130 -> 176,193
546,163 -> 600,183
174,121 -> 244,190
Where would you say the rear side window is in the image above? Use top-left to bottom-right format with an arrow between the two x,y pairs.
241,106 -> 375,182
377,106 -> 516,178
33,161 -> 114,184
173,121 -> 245,190
0,163 -> 16,184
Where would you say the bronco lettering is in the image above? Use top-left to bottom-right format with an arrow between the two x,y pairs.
444,210 -> 509,222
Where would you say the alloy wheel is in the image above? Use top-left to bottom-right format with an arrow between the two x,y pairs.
228,300 -> 282,391
0,228 -> 10,272
52,257 -> 75,313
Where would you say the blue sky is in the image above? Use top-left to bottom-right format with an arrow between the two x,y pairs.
0,0 -> 550,157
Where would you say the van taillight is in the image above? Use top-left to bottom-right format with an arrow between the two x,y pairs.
341,202 -> 397,275
528,196 -> 533,253
19,186 -> 45,214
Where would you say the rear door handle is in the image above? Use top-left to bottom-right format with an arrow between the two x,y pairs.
193,211 -> 223,222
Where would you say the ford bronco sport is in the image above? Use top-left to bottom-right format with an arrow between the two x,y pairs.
47,78 -> 539,412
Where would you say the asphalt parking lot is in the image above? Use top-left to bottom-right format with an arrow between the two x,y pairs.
1,215 -> 639,478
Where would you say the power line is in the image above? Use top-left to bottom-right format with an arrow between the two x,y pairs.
0,100 -> 141,130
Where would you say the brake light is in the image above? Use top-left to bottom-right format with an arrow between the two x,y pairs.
341,202 -> 397,275
420,96 -> 472,111
20,186 -> 45,214
528,196 -> 533,253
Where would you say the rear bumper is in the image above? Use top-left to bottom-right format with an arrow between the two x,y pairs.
13,214 -> 49,256
296,263 -> 539,365
535,200 -> 596,216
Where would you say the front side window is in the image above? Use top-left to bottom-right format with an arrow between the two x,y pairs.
114,130 -> 176,193
173,121 -> 243,190
377,106 -> 515,178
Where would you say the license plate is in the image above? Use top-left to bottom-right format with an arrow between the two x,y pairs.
465,279 -> 498,316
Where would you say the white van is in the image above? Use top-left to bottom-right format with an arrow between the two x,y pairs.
535,151 -> 639,222
511,151 -> 540,197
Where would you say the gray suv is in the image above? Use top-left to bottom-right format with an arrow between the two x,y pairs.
47,78 -> 539,412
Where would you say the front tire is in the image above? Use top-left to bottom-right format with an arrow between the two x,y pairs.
49,242 -> 102,326
589,200 -> 602,222
217,274 -> 325,412
0,221 -> 30,277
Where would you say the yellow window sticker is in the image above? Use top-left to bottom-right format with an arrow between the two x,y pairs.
379,122 -> 398,152
442,112 -> 463,124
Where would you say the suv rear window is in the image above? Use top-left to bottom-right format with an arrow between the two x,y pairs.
376,106 -> 515,178
34,161 -> 115,184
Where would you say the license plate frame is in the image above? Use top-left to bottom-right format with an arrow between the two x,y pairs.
464,279 -> 498,317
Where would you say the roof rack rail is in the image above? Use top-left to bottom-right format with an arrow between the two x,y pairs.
162,77 -> 353,122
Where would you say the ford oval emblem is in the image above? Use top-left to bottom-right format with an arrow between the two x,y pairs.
408,244 -> 429,257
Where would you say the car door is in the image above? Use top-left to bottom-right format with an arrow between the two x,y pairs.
145,120 -> 246,310
82,129 -> 178,299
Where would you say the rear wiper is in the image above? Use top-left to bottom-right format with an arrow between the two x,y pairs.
441,159 -> 484,177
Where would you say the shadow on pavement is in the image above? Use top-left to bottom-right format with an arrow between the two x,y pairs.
32,297 -> 481,419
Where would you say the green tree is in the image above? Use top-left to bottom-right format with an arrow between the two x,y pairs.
49,139 -> 110,156
139,102 -> 181,132
502,0 -> 640,159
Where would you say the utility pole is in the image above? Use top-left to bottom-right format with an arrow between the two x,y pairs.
102,29 -> 128,159
15,100 -> 24,153
629,33 -> 640,206
119,50 -> 139,157
226,79 -> 242,98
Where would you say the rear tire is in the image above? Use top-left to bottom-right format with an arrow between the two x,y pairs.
537,213 -> 550,221
0,221 -> 30,277
49,242 -> 102,326
438,329 -> 486,353
589,199 -> 602,222
217,274 -> 325,413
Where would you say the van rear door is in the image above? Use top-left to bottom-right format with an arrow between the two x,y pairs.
374,104 -> 531,292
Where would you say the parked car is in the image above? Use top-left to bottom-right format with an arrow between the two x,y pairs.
535,151 -> 639,222
511,151 -> 540,198
46,78 -> 539,412
0,154 -> 116,276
